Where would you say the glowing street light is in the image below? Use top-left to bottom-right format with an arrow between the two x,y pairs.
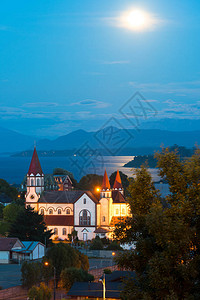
96,187 -> 100,192
44,261 -> 56,300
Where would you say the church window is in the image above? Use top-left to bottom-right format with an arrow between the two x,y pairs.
66,209 -> 70,215
122,208 -> 125,214
102,216 -> 105,222
54,228 -> 58,235
62,228 -> 66,235
79,209 -> 91,226
37,179 -> 40,186
31,179 -> 34,186
58,209 -> 61,215
83,198 -> 86,204
49,209 -> 53,215
103,193 -> 105,198
116,209 -> 119,215
40,209 -> 44,215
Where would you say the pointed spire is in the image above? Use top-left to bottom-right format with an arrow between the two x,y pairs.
113,170 -> 123,189
28,147 -> 43,175
102,169 -> 110,190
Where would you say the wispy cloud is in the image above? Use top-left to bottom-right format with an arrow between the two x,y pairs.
70,99 -> 111,109
23,102 -> 59,108
129,80 -> 200,96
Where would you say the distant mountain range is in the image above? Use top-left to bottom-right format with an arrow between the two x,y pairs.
2,125 -> 200,156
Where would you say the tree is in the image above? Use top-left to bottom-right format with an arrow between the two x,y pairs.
89,236 -> 104,250
0,179 -> 18,201
46,243 -> 81,285
3,203 -> 24,223
61,267 -> 94,291
8,206 -> 52,245
78,174 -> 103,192
21,261 -> 43,288
114,148 -> 200,299
28,283 -> 52,300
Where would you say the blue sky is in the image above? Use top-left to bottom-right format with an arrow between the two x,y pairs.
0,0 -> 200,137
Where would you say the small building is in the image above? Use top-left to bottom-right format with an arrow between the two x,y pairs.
0,237 -> 45,264
0,237 -> 24,264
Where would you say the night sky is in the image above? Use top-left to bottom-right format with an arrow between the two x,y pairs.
0,0 -> 200,138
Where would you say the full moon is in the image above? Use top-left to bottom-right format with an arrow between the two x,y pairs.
121,9 -> 152,30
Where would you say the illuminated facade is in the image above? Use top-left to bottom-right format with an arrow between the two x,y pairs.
25,148 -> 130,240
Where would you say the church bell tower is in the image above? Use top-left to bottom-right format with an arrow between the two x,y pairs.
25,147 -> 44,207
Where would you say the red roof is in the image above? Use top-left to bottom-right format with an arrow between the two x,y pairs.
113,170 -> 123,189
44,215 -> 74,226
28,147 -> 43,175
102,169 -> 110,190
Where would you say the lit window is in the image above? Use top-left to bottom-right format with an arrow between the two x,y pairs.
122,208 -> 125,214
63,228 -> 66,235
66,209 -> 70,215
40,209 -> 44,215
49,209 -> 53,215
54,228 -> 58,235
58,209 -> 61,215
79,210 -> 91,226
116,209 -> 119,215
83,198 -> 86,204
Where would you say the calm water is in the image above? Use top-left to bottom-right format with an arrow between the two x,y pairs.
0,155 -> 161,184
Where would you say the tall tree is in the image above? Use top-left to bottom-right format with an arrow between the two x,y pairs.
8,206 -> 52,245
115,149 -> 200,299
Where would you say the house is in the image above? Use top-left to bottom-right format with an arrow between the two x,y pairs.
67,271 -> 135,299
25,147 -> 130,240
54,175 -> 74,191
12,241 -> 45,262
0,237 -> 45,264
0,237 -> 24,264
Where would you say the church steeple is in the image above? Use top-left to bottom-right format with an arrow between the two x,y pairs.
102,169 -> 110,190
26,147 -> 44,205
113,170 -> 123,193
28,146 -> 43,176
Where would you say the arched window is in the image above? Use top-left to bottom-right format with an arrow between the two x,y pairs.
49,209 -> 53,215
79,210 -> 91,226
102,216 -> 105,222
83,198 -> 86,204
58,209 -> 61,215
40,209 -> 44,215
31,179 -> 34,186
62,228 -> 66,235
54,228 -> 58,235
122,208 -> 125,214
116,209 -> 119,215
66,209 -> 70,215
37,179 -> 40,186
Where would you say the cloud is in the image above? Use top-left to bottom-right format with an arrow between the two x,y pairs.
102,60 -> 130,65
129,80 -> 200,96
70,99 -> 111,109
23,102 -> 59,108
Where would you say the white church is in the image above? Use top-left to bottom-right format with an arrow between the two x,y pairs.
25,147 -> 130,241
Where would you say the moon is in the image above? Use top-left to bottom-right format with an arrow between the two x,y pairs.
121,9 -> 152,31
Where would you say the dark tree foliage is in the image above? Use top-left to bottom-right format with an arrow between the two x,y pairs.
8,206 -> 52,245
46,243 -> 89,285
114,148 -> 200,300
0,178 -> 18,201
61,267 -> 94,291
89,236 -> 104,250
78,174 -> 103,192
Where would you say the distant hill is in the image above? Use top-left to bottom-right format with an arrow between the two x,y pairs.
2,126 -> 200,156
0,127 -> 35,154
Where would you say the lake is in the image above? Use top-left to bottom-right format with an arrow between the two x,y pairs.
0,155 -> 161,184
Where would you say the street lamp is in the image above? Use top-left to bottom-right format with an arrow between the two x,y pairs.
99,273 -> 106,300
44,261 -> 56,300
